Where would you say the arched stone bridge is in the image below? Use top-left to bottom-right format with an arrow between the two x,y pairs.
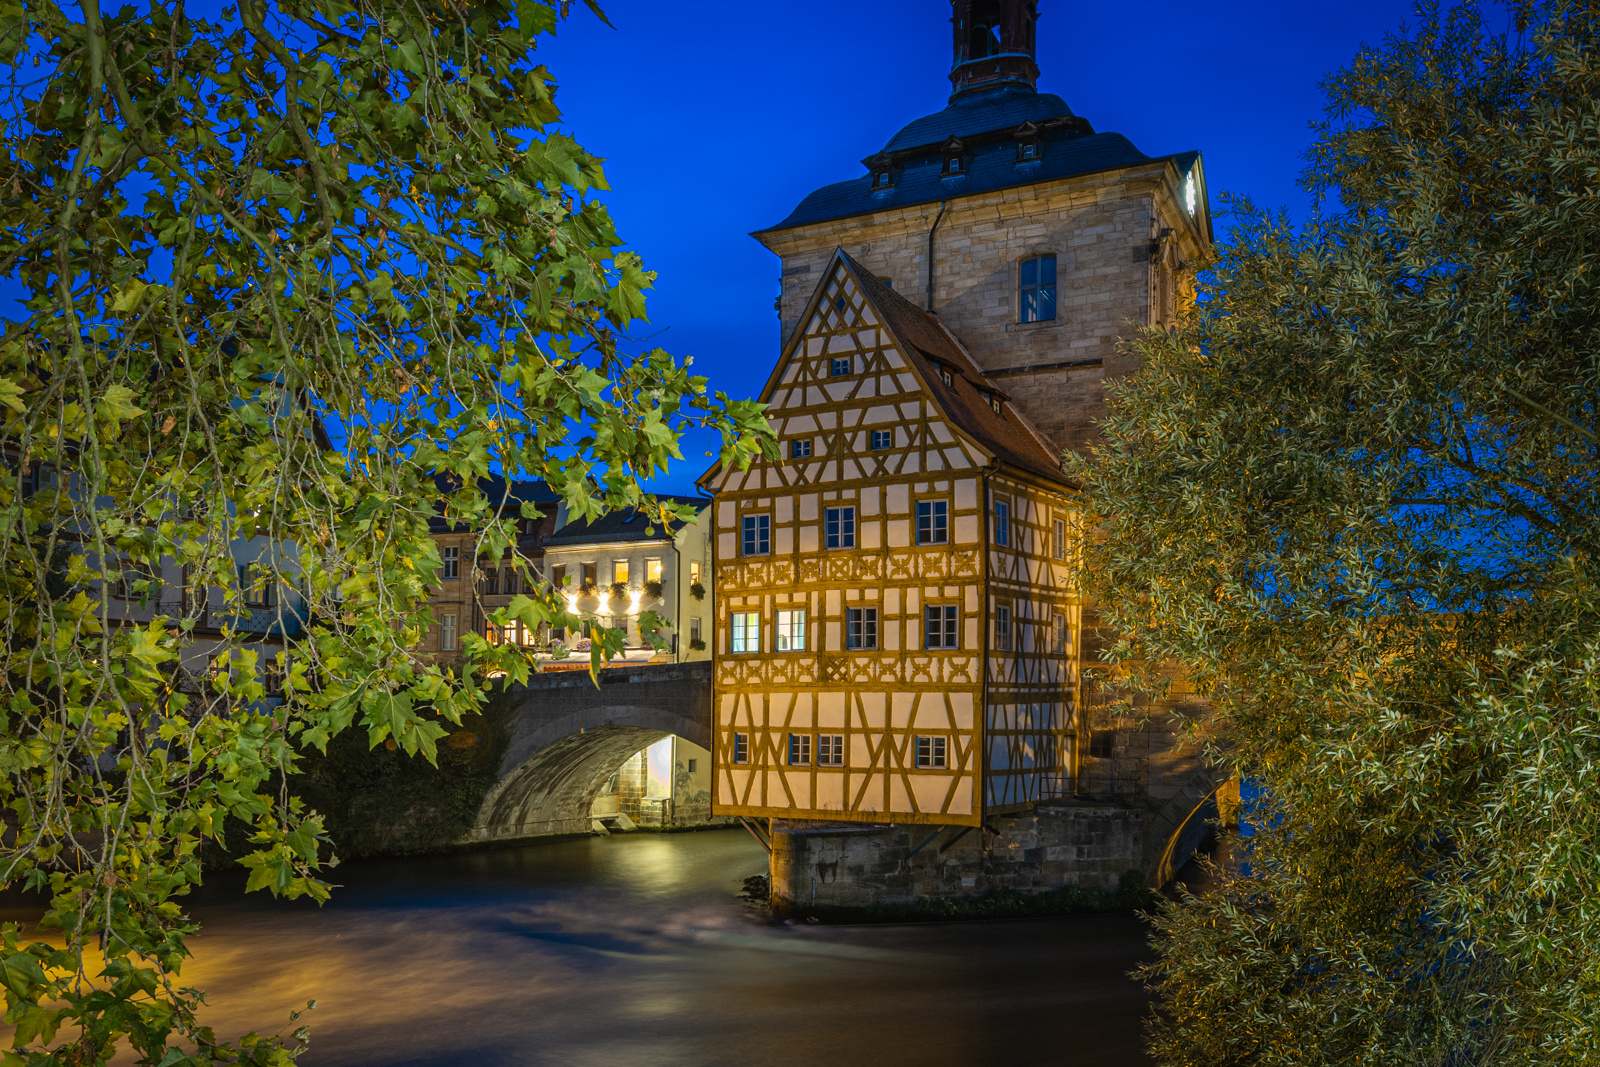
469,661 -> 712,843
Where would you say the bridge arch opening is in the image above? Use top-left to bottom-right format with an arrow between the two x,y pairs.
471,702 -> 716,843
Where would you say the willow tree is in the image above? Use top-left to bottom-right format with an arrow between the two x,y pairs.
0,1 -> 772,1062
1072,4 -> 1600,1064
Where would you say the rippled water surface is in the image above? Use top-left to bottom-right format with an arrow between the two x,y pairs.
17,829 -> 1159,1066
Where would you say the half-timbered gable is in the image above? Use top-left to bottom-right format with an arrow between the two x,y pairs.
703,250 -> 1078,827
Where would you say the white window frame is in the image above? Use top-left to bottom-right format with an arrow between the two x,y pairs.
731,611 -> 761,654
776,609 -> 807,652
995,602 -> 1013,652
818,734 -> 844,767
825,506 -> 855,549
915,735 -> 948,769
789,733 -> 811,766
441,613 -> 457,651
1053,517 -> 1067,561
845,607 -> 878,650
732,732 -> 749,765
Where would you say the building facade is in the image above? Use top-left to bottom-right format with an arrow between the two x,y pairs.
702,254 -> 1077,826
422,477 -> 565,667
706,0 -> 1221,902
539,497 -> 713,663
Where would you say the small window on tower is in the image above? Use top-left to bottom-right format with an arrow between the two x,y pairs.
943,155 -> 964,176
874,171 -> 893,189
1018,141 -> 1039,162
1019,254 -> 1058,323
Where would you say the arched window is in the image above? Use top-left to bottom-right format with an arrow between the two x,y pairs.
1018,254 -> 1057,323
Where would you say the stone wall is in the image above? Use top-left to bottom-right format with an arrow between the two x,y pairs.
769,800 -> 1144,908
758,160 -> 1205,456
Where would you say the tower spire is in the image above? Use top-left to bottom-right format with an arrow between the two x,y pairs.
948,0 -> 1040,100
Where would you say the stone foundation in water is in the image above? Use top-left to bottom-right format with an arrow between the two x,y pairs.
768,801 -> 1147,909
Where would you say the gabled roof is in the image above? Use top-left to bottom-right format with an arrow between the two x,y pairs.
543,495 -> 708,548
700,250 -> 1071,490
830,251 -> 1070,484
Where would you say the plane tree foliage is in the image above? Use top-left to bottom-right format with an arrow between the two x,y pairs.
1069,4 -> 1600,1063
0,0 -> 774,1062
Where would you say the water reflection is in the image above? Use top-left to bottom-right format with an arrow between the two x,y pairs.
13,830 -> 1157,1066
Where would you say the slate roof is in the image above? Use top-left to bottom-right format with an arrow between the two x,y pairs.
836,251 -> 1070,485
881,84 -> 1078,153
762,84 -> 1199,233
543,495 -> 709,548
427,474 -> 561,535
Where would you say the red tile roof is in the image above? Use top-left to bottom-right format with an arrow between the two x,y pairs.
836,251 -> 1071,485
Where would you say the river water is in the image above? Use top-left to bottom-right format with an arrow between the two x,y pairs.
14,829 -> 1159,1066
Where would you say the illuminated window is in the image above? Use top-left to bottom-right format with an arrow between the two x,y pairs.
789,733 -> 811,766
733,733 -> 749,764
870,429 -> 892,450
925,605 -> 959,650
791,439 -> 813,459
441,546 -> 459,580
613,559 -> 629,585
1019,254 -> 1057,323
994,498 -> 1010,547
731,611 -> 761,653
915,735 -> 948,769
776,609 -> 807,652
646,558 -> 662,583
825,506 -> 855,549
845,607 -> 878,650
441,614 -> 457,651
741,514 -> 770,556
916,500 -> 948,545
994,601 -> 1013,652
689,559 -> 701,584
818,734 -> 844,766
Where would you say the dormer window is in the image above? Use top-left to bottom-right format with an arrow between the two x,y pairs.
1014,122 -> 1042,163
937,365 -> 954,388
940,136 -> 967,178
986,393 -> 1003,416
1017,141 -> 1039,162
873,170 -> 894,190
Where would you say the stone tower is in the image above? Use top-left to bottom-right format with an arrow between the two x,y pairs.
755,0 -> 1212,455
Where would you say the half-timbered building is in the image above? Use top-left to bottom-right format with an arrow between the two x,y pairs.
701,251 -> 1079,827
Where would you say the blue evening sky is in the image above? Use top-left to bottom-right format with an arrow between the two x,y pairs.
535,0 -> 1443,491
